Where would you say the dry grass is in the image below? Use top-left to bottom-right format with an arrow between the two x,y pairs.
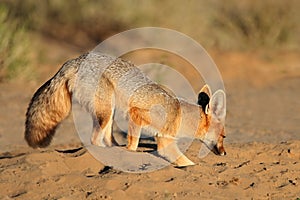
0,4 -> 29,81
1,0 -> 299,80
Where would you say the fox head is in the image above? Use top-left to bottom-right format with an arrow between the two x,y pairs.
197,84 -> 226,156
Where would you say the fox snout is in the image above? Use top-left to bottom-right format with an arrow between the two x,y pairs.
208,134 -> 226,156
198,135 -> 227,157
214,133 -> 226,156
213,144 -> 226,156
202,138 -> 226,156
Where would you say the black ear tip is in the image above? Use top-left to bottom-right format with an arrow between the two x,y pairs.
197,92 -> 210,109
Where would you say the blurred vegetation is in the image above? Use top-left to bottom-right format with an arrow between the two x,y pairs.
207,0 -> 300,50
0,3 -> 29,81
1,0 -> 299,80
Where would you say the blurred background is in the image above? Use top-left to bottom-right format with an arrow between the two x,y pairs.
0,0 -> 299,149
1,3 -> 300,198
1,0 -> 299,81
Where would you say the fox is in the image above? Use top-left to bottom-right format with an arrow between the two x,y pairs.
25,52 -> 226,167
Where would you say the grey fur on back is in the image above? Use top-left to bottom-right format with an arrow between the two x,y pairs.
72,52 -> 155,112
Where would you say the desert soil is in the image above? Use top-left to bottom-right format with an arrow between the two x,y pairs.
0,38 -> 300,199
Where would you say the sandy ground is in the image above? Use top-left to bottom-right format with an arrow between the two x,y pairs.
0,38 -> 300,199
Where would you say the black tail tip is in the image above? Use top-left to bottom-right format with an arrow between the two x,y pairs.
24,129 -> 54,148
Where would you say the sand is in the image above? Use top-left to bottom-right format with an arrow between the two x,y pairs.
1,140 -> 300,199
0,41 -> 300,199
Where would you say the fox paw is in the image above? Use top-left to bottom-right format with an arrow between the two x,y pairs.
91,139 -> 107,147
173,156 -> 195,167
127,145 -> 138,151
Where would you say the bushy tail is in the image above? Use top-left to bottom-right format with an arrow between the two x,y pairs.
24,54 -> 86,148
25,77 -> 71,148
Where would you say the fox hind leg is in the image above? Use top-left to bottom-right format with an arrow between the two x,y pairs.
91,109 -> 116,147
91,84 -> 116,147
103,108 -> 118,146
91,116 -> 106,147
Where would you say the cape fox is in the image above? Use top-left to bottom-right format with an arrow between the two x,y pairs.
25,52 -> 226,167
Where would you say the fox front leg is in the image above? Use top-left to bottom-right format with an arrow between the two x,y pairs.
156,136 -> 195,167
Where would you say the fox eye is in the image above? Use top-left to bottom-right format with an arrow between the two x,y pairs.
222,135 -> 226,138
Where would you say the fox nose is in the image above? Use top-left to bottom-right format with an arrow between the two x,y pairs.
218,147 -> 226,156
213,145 -> 226,156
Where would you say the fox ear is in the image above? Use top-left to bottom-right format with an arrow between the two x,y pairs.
197,84 -> 211,111
199,84 -> 211,97
209,90 -> 226,120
